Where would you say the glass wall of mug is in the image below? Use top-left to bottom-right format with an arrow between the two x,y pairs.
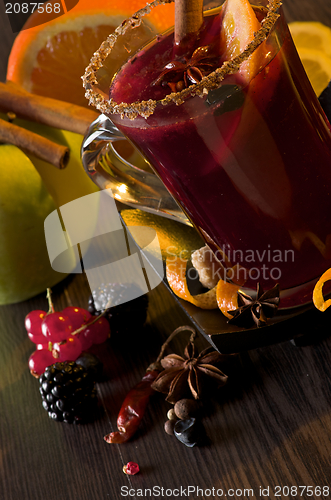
82,0 -> 331,308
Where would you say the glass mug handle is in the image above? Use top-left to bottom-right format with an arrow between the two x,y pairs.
81,114 -> 190,226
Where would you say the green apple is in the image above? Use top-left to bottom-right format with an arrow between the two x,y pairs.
0,111 -> 102,305
0,144 -> 76,305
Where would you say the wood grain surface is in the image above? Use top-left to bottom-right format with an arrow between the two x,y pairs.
1,1 -> 331,500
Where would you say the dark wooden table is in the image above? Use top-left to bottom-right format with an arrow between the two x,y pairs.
1,1 -> 331,499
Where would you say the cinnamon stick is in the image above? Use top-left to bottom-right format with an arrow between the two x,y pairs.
0,118 -> 69,169
0,81 -> 99,136
174,0 -> 204,45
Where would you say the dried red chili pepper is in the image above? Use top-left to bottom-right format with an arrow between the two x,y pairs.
103,326 -> 196,444
104,369 -> 160,444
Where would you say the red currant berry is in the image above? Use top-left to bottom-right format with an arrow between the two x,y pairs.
41,312 -> 73,342
25,310 -> 47,333
62,306 -> 92,331
77,329 -> 94,351
25,310 -> 47,343
28,331 -> 47,345
28,349 -> 55,376
36,343 -> 49,350
82,317 -> 110,346
52,335 -> 83,362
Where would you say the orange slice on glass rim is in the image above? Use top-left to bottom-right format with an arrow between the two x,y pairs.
220,0 -> 265,86
313,268 -> 331,312
6,0 -> 174,107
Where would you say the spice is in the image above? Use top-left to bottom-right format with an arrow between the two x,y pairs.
153,45 -> 219,92
174,398 -> 200,420
174,0 -> 204,46
167,408 -> 177,421
104,326 -> 198,444
104,325 -> 224,444
174,417 -> 204,447
0,81 -> 100,169
151,331 -> 228,404
123,462 -> 140,475
104,368 -> 160,444
0,117 -> 69,169
0,81 -> 98,135
164,419 -> 176,435
227,283 -> 280,328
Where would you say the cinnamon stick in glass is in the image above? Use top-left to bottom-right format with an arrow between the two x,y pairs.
0,81 -> 99,136
0,118 -> 69,169
174,0 -> 204,45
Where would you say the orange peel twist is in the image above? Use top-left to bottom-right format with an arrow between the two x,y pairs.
166,255 -> 242,315
313,268 -> 331,312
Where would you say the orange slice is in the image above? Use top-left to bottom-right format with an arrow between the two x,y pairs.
289,21 -> 331,58
313,268 -> 331,312
220,0 -> 264,85
216,278 -> 240,318
166,256 -> 218,310
295,47 -> 331,97
7,0 -> 174,107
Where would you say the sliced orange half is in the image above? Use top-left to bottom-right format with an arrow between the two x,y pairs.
295,47 -> 331,97
7,0 -> 174,107
289,21 -> 331,58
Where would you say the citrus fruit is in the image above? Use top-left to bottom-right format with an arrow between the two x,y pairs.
220,0 -> 265,85
294,47 -> 331,97
166,256 -> 218,310
6,0 -> 175,108
216,279 -> 240,318
288,21 -> 331,96
226,264 -> 247,286
289,21 -> 331,58
313,268 -> 331,312
165,254 -> 246,318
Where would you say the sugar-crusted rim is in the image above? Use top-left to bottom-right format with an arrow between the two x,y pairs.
82,0 -> 282,119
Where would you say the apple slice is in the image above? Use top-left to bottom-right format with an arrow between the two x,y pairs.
220,0 -> 264,85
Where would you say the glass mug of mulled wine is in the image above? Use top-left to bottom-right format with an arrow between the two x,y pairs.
81,0 -> 331,309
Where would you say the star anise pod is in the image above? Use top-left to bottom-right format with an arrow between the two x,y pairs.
227,283 -> 280,328
153,45 -> 219,92
151,339 -> 228,404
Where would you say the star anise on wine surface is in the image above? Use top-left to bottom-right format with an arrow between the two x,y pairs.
153,45 -> 220,93
151,339 -> 228,404
227,283 -> 280,328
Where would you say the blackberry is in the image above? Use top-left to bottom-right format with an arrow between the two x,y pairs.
76,353 -> 103,382
39,361 -> 98,424
88,283 -> 149,334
